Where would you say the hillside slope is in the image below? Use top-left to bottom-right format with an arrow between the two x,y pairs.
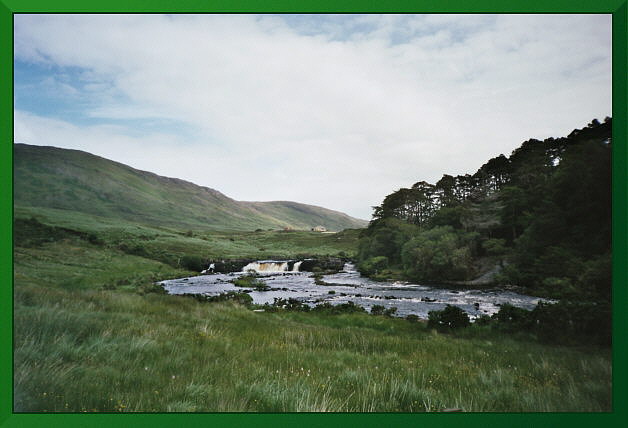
14,144 -> 367,231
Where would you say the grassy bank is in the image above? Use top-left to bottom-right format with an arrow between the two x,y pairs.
13,236 -> 612,412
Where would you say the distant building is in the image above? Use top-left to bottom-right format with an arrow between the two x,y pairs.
311,226 -> 327,232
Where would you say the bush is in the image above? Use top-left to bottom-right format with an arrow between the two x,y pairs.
481,238 -> 507,256
181,292 -> 253,307
401,226 -> 472,282
138,282 -> 167,295
427,305 -> 470,330
358,256 -> 389,276
474,314 -> 492,326
231,274 -> 270,291
383,307 -> 398,317
531,301 -> 611,346
491,304 -> 532,332
488,301 -> 611,346
312,301 -> 366,315
405,314 -> 420,323
267,298 -> 310,312
578,254 -> 611,300
180,255 -> 203,271
370,305 -> 385,315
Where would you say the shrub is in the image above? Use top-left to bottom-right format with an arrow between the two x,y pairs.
267,297 -> 310,312
531,301 -> 611,346
358,256 -> 389,276
474,314 -> 492,326
401,226 -> 472,282
370,305 -> 385,316
312,301 -> 366,315
427,305 -> 470,330
231,274 -> 270,291
383,307 -> 398,317
405,314 -> 420,323
179,255 -> 204,271
491,304 -> 532,332
481,238 -> 507,256
181,292 -> 253,307
138,283 -> 167,295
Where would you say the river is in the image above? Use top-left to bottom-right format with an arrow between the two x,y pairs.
159,262 -> 550,319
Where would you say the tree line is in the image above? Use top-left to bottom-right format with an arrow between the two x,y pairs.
358,118 -> 611,301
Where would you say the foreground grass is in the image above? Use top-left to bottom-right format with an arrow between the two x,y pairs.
13,239 -> 611,412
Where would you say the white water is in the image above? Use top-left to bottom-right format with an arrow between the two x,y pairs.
242,261 -> 301,273
161,262 -> 550,319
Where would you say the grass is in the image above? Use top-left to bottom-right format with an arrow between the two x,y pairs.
14,144 -> 367,231
14,206 -> 361,261
13,234 -> 612,412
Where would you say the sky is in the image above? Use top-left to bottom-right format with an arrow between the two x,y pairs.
13,14 -> 612,220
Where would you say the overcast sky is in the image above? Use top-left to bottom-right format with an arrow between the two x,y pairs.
13,14 -> 611,220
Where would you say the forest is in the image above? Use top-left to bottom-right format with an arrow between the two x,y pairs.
357,118 -> 612,304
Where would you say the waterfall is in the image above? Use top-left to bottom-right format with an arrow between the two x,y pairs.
242,261 -> 289,273
241,260 -> 303,273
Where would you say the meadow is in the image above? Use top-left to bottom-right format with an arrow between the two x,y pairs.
13,213 -> 612,412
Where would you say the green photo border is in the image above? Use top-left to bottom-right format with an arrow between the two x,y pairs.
1,1 -> 626,427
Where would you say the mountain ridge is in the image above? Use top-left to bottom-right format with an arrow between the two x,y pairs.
13,143 -> 368,231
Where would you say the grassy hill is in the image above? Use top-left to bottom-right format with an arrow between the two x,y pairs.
14,144 -> 367,231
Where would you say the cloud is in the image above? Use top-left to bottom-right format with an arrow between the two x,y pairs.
13,14 -> 612,219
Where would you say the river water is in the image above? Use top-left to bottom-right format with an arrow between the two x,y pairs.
159,263 -> 548,319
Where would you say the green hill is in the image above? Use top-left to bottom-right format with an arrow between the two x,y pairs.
14,144 -> 367,231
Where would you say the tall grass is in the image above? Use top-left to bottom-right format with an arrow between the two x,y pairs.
13,235 -> 611,412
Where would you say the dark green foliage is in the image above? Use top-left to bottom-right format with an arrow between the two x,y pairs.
137,282 -> 168,295
405,314 -> 420,323
401,226 -> 473,282
358,256 -> 389,276
578,254 -> 612,301
428,205 -> 465,229
357,217 -> 419,268
474,314 -> 492,326
490,301 -> 611,346
312,301 -> 367,315
14,217 -> 103,247
181,292 -> 254,307
491,304 -> 533,332
383,307 -> 398,317
231,274 -> 270,291
427,305 -> 470,330
358,119 -> 612,300
266,297 -> 311,312
370,305 -> 385,315
179,255 -> 204,272
481,238 -> 507,257
508,135 -> 611,297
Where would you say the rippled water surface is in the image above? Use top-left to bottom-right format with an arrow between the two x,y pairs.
160,263 -> 548,319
